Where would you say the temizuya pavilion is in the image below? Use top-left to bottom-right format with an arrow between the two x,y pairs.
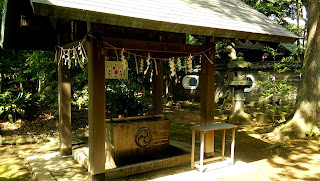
1,0 -> 298,180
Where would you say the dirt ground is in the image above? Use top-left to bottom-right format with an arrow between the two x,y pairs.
1,106 -> 320,180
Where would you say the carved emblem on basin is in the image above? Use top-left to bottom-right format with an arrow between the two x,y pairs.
135,127 -> 152,147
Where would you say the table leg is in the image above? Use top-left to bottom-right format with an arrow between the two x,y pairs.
200,131 -> 204,173
191,130 -> 195,169
231,128 -> 236,165
212,130 -> 214,156
222,129 -> 226,160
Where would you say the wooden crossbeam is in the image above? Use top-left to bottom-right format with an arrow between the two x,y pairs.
102,37 -> 206,54
62,39 -> 86,49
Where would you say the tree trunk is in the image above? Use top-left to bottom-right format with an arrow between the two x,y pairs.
271,0 -> 320,142
296,0 -> 301,62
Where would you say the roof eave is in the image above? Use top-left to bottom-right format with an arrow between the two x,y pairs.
32,3 -> 297,43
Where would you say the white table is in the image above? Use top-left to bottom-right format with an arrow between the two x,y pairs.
191,122 -> 237,172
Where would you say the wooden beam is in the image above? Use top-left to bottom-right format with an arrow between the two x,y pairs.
58,50 -> 72,156
87,23 -> 106,180
105,114 -> 164,122
62,39 -> 85,49
104,50 -> 195,59
102,37 -> 206,54
200,36 -> 216,157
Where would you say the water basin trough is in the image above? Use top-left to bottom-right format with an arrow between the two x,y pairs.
73,115 -> 190,179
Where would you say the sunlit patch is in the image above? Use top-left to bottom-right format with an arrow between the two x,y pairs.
152,161 -> 258,180
0,157 -> 28,179
313,155 -> 320,159
0,121 -> 22,131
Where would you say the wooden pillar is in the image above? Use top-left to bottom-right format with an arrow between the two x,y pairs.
200,36 -> 216,156
87,23 -> 106,181
58,50 -> 72,156
152,60 -> 163,115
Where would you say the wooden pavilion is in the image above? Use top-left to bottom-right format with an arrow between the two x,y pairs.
1,0 -> 298,180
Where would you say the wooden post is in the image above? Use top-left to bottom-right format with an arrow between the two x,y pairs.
87,23 -> 106,180
200,36 -> 215,156
58,50 -> 72,156
152,60 -> 163,115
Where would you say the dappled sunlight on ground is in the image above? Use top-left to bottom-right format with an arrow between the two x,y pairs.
26,151 -> 89,181
112,160 -> 258,181
263,140 -> 320,180
116,139 -> 320,181
0,145 -> 35,181
1,106 -> 320,180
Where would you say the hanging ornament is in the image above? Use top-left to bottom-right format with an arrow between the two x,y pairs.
63,50 -> 68,66
78,46 -> 83,56
134,54 -> 139,75
72,48 -> 78,66
80,43 -> 87,61
184,57 -> 187,74
140,58 -> 144,72
56,40 -> 87,69
187,55 -> 193,73
61,50 -> 66,60
144,53 -> 151,75
79,57 -> 85,69
79,42 -> 87,69
176,57 -> 182,71
120,48 -> 128,70
67,49 -> 72,69
169,57 -> 176,77
154,58 -> 158,75
113,48 -> 119,62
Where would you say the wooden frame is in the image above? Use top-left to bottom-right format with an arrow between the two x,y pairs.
102,37 -> 206,54
191,123 -> 237,173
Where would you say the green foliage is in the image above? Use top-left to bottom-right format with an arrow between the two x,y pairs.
0,88 -> 32,121
73,86 -> 89,109
257,46 -> 292,122
103,57 -> 152,117
71,64 -> 88,93
164,113 -> 175,121
0,0 -> 4,23
306,129 -> 320,139
215,41 -> 231,63
71,57 -> 152,117
186,35 -> 202,45
263,46 -> 276,57
0,50 -> 57,121
105,79 -> 150,117
257,53 -> 296,122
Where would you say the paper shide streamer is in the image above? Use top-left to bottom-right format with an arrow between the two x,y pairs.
144,53 -> 151,75
176,57 -> 182,71
120,48 -> 128,70
187,54 -> 193,73
56,35 -> 214,75
168,57 -> 176,77
58,41 -> 87,69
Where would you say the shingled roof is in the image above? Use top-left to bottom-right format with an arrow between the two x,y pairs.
31,0 -> 298,43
